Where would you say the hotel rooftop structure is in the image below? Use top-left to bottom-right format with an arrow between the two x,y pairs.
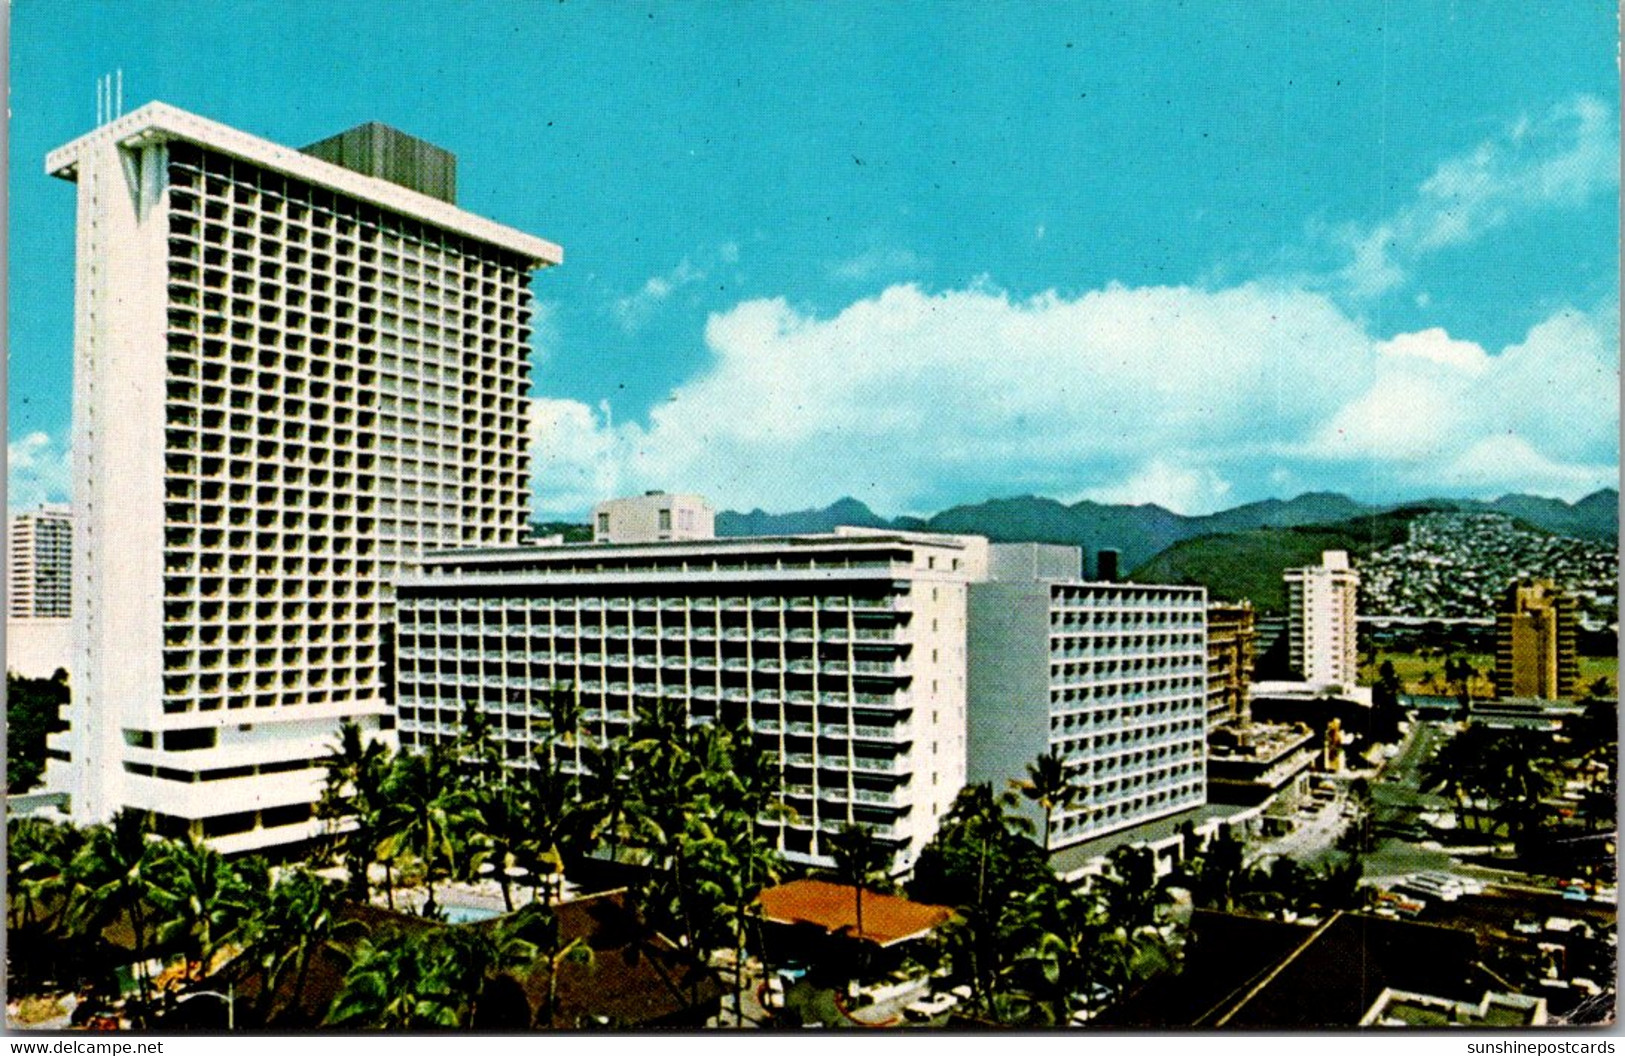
395,528 -> 988,872
44,103 -> 560,850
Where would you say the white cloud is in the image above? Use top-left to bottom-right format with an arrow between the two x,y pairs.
1307,303 -> 1618,496
828,246 -> 927,283
533,282 -> 1617,518
8,431 -> 71,512
1078,460 -> 1234,513
529,399 -> 624,517
613,257 -> 705,332
1332,95 -> 1618,299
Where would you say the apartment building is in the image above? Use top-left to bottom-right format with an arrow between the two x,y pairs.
966,544 -> 1208,852
392,528 -> 988,872
1206,600 -> 1256,728
43,103 -> 560,850
1494,580 -> 1579,700
1284,550 -> 1359,688
9,505 -> 74,619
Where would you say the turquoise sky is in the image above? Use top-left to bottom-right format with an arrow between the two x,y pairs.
8,1 -> 1619,517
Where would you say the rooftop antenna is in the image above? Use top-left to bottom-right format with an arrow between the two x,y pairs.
95,71 -> 124,126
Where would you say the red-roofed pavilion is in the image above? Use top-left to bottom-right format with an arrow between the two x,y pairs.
755,878 -> 954,948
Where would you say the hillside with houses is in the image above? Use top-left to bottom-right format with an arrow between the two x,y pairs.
1359,513 -> 1618,626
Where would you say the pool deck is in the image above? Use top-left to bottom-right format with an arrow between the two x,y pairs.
379,877 -> 582,920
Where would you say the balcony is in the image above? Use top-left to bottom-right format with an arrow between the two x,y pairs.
852,660 -> 902,677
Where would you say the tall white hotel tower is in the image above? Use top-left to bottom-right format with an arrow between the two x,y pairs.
44,104 -> 560,851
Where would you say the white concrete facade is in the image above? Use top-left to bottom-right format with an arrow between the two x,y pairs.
591,492 -> 715,544
1283,550 -> 1359,688
393,529 -> 988,873
6,619 -> 73,679
44,103 -> 558,849
9,505 -> 74,619
967,545 -> 1208,851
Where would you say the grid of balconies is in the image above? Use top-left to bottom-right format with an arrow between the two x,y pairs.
158,142 -> 532,714
394,588 -> 921,855
8,514 -> 73,618
1043,583 -> 1207,845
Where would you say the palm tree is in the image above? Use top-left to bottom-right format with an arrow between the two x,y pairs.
718,746 -> 792,1018
236,867 -> 357,1025
507,902 -> 594,1028
67,809 -> 167,1011
580,737 -> 643,866
1095,847 -> 1160,930
1421,724 -> 1500,833
910,783 -> 1036,1016
1008,881 -> 1111,1024
468,783 -> 529,912
827,823 -> 891,943
7,817 -> 90,993
453,700 -> 506,791
517,746 -> 580,906
1012,751 -> 1077,851
318,720 -> 391,902
1485,734 -> 1556,845
325,928 -> 461,1029
8,816 -> 82,935
438,912 -> 542,1026
148,838 -> 261,979
544,686 -> 584,774
377,746 -> 479,917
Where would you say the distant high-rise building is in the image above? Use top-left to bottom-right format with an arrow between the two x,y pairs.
1494,580 -> 1579,700
1206,600 -> 1255,728
592,492 -> 715,544
9,505 -> 73,618
44,103 -> 560,849
1283,550 -> 1359,688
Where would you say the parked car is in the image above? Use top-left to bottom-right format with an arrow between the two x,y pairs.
905,991 -> 960,1021
1398,876 -> 1460,903
1417,870 -> 1480,896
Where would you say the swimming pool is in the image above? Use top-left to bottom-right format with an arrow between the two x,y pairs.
442,904 -> 504,924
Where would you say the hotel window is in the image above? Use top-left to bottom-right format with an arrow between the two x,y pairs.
597,512 -> 609,535
658,509 -> 672,531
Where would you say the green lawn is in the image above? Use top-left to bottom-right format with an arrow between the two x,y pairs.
1362,651 -> 1617,697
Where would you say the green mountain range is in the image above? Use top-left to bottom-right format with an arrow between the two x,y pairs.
715,489 -> 1618,578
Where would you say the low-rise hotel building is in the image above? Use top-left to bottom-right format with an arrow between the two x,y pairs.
393,528 -> 988,872
967,545 -> 1208,851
